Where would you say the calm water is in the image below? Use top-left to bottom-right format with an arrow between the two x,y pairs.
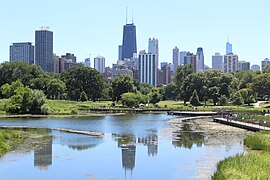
0,114 -> 245,180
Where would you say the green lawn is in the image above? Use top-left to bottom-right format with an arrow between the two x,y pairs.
46,100 -> 112,115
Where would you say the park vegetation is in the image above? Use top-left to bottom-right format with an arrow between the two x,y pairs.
0,62 -> 270,114
212,131 -> 270,179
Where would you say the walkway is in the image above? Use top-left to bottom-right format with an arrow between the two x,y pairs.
213,118 -> 270,132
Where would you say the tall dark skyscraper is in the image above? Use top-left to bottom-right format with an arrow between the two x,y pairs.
121,23 -> 137,60
35,27 -> 53,72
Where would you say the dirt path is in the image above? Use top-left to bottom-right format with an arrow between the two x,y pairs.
253,101 -> 265,108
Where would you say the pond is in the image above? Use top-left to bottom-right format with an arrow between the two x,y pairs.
0,114 -> 245,180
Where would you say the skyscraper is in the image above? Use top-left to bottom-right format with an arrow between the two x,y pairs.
35,27 -> 53,72
224,53 -> 238,73
10,42 -> 34,65
180,51 -> 187,65
121,23 -> 137,60
184,52 -> 197,72
173,46 -> 179,72
118,45 -> 122,60
148,38 -> 159,68
138,50 -> 157,87
196,47 -> 204,72
94,55 -> 105,74
238,61 -> 250,71
212,52 -> 223,71
226,41 -> 232,54
84,58 -> 91,67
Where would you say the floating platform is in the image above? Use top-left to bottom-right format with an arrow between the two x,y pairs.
213,118 -> 270,132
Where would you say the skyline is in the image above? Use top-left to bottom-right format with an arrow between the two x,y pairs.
0,0 -> 269,67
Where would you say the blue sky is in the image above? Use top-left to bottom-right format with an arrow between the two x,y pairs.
0,0 -> 269,67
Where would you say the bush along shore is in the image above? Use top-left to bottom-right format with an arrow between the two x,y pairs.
212,131 -> 270,179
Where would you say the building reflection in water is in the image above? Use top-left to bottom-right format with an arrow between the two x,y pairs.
34,139 -> 53,170
138,134 -> 158,157
112,131 -> 159,175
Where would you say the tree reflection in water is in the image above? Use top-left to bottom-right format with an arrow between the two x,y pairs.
172,123 -> 205,149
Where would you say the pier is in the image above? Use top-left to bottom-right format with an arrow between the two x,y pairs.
213,118 -> 270,132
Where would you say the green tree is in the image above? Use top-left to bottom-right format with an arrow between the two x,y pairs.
148,89 -> 161,105
262,64 -> 270,73
162,83 -> 178,100
238,88 -> 256,105
0,62 -> 46,87
111,75 -> 134,102
180,73 -> 205,104
231,92 -> 244,106
252,73 -> 270,99
208,86 -> 220,106
61,66 -> 105,101
121,92 -> 147,108
235,70 -> 256,89
47,79 -> 67,100
138,83 -> 154,95
190,90 -> 200,106
174,65 -> 194,96
0,80 -> 24,98
30,77 -> 50,95
219,95 -> 228,106
5,85 -> 47,114
219,83 -> 230,98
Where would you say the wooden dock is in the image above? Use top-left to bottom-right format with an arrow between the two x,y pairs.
168,111 -> 219,116
213,118 -> 270,132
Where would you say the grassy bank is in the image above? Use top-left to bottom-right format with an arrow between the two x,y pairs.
212,131 -> 270,179
0,129 -> 27,156
0,99 -> 269,116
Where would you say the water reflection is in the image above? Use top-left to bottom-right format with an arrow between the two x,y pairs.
34,139 -> 53,170
172,123 -> 205,149
138,134 -> 158,157
55,132 -> 104,151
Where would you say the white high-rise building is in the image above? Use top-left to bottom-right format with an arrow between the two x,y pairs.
172,46 -> 179,72
196,47 -> 204,72
224,53 -> 238,73
94,56 -> 105,74
180,51 -> 187,65
148,38 -> 159,68
138,50 -> 157,87
212,53 -> 223,71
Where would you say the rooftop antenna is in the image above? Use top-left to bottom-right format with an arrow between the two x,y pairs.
227,35 -> 230,42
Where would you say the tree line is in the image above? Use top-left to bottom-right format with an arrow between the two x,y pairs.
0,62 -> 270,113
